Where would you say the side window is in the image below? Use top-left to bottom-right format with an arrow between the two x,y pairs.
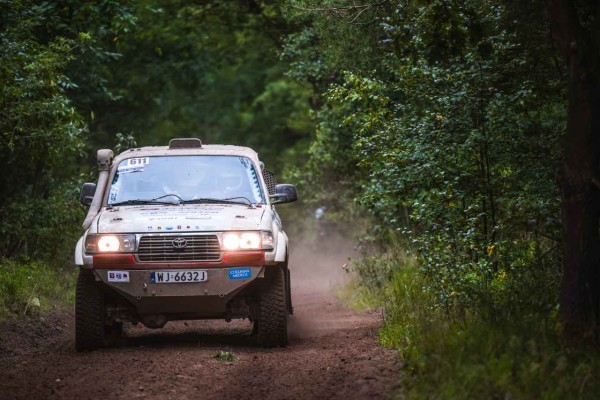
262,169 -> 277,195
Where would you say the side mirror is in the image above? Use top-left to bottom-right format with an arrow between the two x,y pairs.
80,182 -> 97,206
270,184 -> 298,205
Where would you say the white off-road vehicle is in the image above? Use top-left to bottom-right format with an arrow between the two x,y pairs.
74,138 -> 297,350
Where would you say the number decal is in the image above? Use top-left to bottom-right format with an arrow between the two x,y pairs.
128,157 -> 149,166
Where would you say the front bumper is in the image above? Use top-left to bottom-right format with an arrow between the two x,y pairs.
95,266 -> 263,315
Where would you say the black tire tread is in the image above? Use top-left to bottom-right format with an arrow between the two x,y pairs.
75,269 -> 105,351
257,266 -> 288,347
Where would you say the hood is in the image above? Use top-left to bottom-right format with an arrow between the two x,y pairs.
96,204 -> 266,233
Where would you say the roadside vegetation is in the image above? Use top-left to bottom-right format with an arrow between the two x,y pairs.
349,245 -> 599,398
1,0 -> 598,398
0,259 -> 76,317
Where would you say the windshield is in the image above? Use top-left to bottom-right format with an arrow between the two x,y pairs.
107,155 -> 265,205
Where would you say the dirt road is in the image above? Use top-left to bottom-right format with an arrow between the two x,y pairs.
0,241 -> 399,400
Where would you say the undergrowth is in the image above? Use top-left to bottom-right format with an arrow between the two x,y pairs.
0,258 -> 77,318
350,247 -> 599,399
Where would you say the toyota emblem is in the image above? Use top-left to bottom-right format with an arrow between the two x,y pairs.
172,237 -> 187,249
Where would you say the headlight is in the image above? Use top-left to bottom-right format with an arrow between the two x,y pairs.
85,234 -> 136,253
222,231 -> 273,250
223,233 -> 241,250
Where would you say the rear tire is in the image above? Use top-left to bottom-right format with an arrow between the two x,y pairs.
75,269 -> 105,351
257,266 -> 288,347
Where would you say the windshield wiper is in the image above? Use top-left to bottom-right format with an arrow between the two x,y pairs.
109,194 -> 183,207
182,197 -> 253,206
108,199 -> 178,207
151,194 -> 184,203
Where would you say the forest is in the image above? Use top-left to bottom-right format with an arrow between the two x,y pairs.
1,0 -> 598,398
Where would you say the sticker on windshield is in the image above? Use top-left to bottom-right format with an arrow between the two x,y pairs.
126,157 -> 149,166
109,187 -> 118,202
118,165 -> 144,174
118,157 -> 150,174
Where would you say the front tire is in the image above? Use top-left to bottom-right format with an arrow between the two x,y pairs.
256,266 -> 288,347
75,269 -> 105,351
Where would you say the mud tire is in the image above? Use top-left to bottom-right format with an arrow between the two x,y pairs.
75,269 -> 105,351
257,266 -> 288,347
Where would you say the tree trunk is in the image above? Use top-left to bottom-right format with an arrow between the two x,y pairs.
548,0 -> 600,337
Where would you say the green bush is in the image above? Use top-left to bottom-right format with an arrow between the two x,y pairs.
354,250 -> 599,399
0,258 -> 76,317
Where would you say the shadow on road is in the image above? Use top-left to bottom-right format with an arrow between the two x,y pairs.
114,321 -> 257,350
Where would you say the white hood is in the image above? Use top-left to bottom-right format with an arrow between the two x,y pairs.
96,204 -> 266,233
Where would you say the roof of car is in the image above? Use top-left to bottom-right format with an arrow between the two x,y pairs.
112,144 -> 261,165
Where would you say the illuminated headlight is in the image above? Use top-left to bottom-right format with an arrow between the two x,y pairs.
222,231 -> 273,250
85,234 -> 136,253
223,233 -> 242,250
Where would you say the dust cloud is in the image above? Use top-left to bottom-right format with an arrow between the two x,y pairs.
287,233 -> 370,340
289,234 -> 356,295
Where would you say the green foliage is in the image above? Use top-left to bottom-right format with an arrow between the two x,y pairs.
0,0 -> 87,261
92,0 -> 312,169
0,0 -> 136,317
114,132 -> 137,155
0,258 -> 77,316
364,253 -> 599,399
285,0 -> 565,317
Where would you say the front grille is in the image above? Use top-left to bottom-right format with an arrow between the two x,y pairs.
138,235 -> 221,262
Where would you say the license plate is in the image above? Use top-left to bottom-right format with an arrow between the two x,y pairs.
150,270 -> 207,284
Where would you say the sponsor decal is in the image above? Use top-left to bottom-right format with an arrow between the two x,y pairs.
117,157 -> 149,174
117,166 -> 144,174
108,271 -> 130,283
228,268 -> 252,280
109,189 -> 118,202
127,157 -> 149,166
